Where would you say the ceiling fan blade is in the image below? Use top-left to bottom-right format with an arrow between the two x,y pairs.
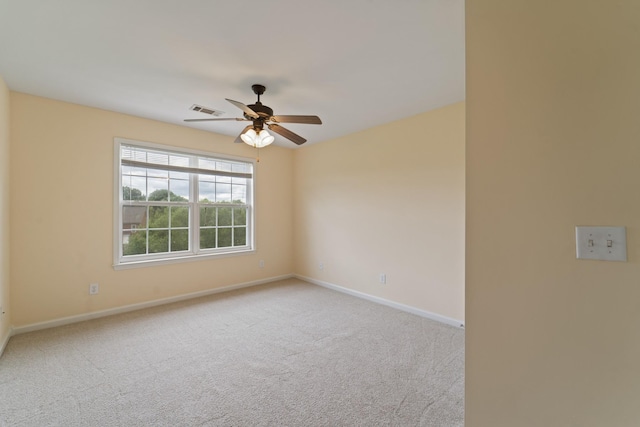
225,98 -> 259,119
268,124 -> 307,145
234,125 -> 253,144
270,115 -> 322,125
184,118 -> 248,122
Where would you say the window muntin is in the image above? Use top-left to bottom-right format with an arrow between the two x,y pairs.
115,139 -> 254,267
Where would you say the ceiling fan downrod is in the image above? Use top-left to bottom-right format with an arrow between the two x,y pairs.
252,84 -> 266,103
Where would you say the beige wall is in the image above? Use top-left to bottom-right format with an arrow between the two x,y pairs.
293,102 -> 465,322
0,77 -> 10,345
10,93 -> 293,327
466,2 -> 640,426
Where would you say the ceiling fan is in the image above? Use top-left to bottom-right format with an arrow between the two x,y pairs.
184,84 -> 322,146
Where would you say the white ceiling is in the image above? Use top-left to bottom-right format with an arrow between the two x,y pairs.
0,0 -> 465,147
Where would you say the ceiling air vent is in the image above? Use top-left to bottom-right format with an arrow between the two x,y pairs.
189,104 -> 224,116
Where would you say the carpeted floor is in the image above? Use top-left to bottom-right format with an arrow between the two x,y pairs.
0,278 -> 464,426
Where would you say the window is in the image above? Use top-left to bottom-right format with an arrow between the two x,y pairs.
114,138 -> 254,268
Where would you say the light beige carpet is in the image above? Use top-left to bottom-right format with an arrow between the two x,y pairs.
0,278 -> 464,426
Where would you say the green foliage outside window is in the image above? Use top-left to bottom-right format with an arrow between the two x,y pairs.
123,187 -> 247,256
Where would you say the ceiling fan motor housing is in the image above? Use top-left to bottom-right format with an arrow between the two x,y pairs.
245,103 -> 273,121
246,83 -> 272,122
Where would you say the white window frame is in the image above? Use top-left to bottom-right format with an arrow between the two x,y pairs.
113,138 -> 256,270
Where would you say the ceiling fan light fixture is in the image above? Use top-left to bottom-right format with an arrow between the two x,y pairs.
241,128 -> 274,148
240,128 -> 257,144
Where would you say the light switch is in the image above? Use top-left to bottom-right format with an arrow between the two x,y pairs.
576,226 -> 627,262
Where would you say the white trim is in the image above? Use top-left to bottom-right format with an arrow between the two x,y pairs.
113,139 -> 121,267
8,274 -> 463,339
113,248 -> 256,270
0,327 -> 11,359
115,137 -> 255,163
12,274 -> 293,336
297,275 -> 465,329
113,137 -> 256,269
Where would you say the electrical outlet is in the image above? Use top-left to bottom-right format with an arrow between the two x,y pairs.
89,283 -> 99,295
319,262 -> 324,271
379,274 -> 386,284
259,259 -> 265,268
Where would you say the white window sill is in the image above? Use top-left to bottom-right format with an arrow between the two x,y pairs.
113,249 -> 255,270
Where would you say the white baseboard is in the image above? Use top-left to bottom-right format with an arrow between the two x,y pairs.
296,274 -> 464,329
12,274 -> 294,336
9,273 -> 463,338
0,327 -> 10,358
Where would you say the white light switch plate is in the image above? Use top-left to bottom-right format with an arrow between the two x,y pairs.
576,226 -> 627,261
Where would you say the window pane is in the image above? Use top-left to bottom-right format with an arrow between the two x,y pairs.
129,167 -> 146,176
199,181 -> 215,202
169,179 -> 189,201
121,146 -> 133,160
199,174 -> 216,183
200,228 -> 216,249
126,177 -> 147,200
169,155 -> 189,168
147,152 -> 168,166
123,186 -> 145,201
199,158 -> 216,170
232,163 -> 249,173
216,183 -> 231,202
132,149 -> 146,162
218,207 -> 232,226
218,228 -> 232,247
200,207 -> 216,227
234,227 -> 246,246
233,208 -> 246,226
216,161 -> 232,172
231,184 -> 246,203
148,178 -> 168,200
123,230 -> 147,255
122,206 -> 147,229
171,207 -> 189,228
216,176 -> 231,184
148,168 -> 168,179
148,230 -> 168,253
171,229 -> 189,252
169,170 -> 189,180
148,206 -> 169,229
